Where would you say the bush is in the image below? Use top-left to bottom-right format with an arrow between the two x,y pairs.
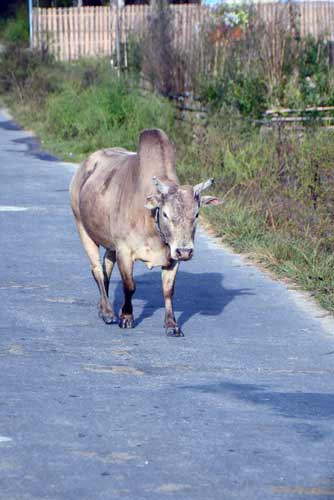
202,73 -> 267,118
0,46 -> 176,160
197,6 -> 334,115
0,5 -> 29,44
0,43 -> 59,106
181,115 -> 334,249
42,74 -> 175,157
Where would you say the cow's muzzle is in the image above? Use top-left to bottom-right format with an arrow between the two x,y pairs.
175,248 -> 194,261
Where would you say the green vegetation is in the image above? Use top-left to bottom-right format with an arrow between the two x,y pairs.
0,52 -> 175,160
35,68 -> 175,159
198,6 -> 334,115
178,118 -> 334,312
0,4 -> 29,44
0,33 -> 334,313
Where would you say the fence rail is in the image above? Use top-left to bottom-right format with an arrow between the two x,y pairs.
32,2 -> 334,62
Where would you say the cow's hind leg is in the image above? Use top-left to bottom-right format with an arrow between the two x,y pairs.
117,251 -> 136,329
76,221 -> 116,324
103,249 -> 116,298
162,261 -> 183,337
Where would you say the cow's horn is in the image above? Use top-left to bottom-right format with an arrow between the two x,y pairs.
194,178 -> 214,197
152,176 -> 170,195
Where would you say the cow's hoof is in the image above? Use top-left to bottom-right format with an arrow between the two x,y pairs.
119,317 -> 134,329
165,326 -> 184,337
99,311 -> 117,324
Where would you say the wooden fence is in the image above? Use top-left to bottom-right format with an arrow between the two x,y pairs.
32,4 -> 207,61
257,2 -> 334,39
32,2 -> 334,62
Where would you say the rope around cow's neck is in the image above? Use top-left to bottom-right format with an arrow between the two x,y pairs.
154,208 -> 168,245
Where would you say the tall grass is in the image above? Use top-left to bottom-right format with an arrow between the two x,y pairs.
0,54 -> 176,161
41,74 -> 175,159
177,116 -> 334,312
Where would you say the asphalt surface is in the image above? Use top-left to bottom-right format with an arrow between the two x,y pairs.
1,109 -> 334,500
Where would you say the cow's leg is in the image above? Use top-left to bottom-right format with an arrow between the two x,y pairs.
117,251 -> 136,329
162,261 -> 183,337
103,249 -> 116,297
76,220 -> 116,324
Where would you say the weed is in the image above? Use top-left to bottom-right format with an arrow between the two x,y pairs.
0,45 -> 176,161
177,117 -> 334,312
41,74 -> 175,159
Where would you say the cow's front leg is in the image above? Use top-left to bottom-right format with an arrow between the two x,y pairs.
162,261 -> 183,337
117,251 -> 136,329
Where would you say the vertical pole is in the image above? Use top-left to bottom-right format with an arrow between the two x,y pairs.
29,0 -> 33,49
115,0 -> 121,77
123,5 -> 128,70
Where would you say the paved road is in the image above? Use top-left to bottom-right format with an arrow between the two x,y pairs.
1,110 -> 334,500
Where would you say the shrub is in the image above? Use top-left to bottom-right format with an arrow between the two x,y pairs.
202,73 -> 267,118
0,43 -> 59,104
0,5 -> 29,44
197,6 -> 334,115
39,69 -> 176,158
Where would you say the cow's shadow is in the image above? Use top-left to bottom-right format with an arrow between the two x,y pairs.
112,269 -> 252,330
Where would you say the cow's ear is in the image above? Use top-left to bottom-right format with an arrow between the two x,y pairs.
193,178 -> 214,197
200,196 -> 223,206
144,194 -> 162,210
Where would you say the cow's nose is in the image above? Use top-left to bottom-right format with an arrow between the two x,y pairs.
176,248 -> 194,260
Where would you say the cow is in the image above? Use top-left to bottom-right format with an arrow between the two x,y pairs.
70,129 -> 222,337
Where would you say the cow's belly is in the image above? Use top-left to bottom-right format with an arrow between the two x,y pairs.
83,217 -> 114,249
79,190 -> 114,248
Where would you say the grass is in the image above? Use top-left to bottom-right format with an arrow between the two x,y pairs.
1,55 -> 176,162
34,78 -> 175,161
203,199 -> 334,312
177,117 -> 334,313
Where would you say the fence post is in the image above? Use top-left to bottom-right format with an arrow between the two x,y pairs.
111,0 -> 121,77
28,0 -> 33,49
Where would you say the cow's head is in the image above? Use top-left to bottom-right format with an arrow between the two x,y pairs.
145,177 -> 223,261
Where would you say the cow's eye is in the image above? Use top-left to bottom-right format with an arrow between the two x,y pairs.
162,211 -> 169,220
195,212 -> 199,219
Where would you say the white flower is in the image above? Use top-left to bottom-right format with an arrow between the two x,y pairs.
224,12 -> 239,27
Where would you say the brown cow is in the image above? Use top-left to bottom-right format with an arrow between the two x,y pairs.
70,129 -> 222,337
